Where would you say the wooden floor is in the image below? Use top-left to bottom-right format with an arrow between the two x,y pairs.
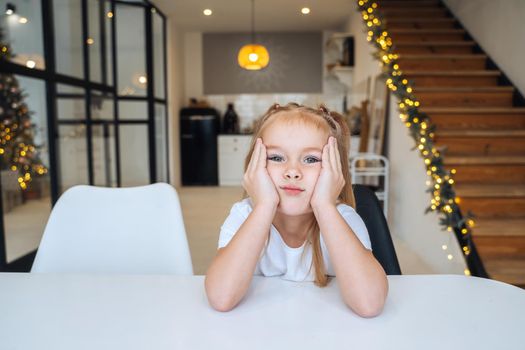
378,0 -> 525,287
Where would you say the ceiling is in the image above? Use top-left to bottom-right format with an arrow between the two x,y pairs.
151,0 -> 354,32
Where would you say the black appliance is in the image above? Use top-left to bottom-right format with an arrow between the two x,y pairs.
180,107 -> 219,185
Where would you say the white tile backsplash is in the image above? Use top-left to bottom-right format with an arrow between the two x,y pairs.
207,93 -> 345,133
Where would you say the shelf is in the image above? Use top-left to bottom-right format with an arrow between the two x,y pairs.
330,66 -> 354,89
329,32 -> 353,40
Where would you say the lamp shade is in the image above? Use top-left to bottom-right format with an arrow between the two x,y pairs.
237,44 -> 270,70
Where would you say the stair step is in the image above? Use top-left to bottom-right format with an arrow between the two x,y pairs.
481,258 -> 525,287
455,185 -> 525,220
455,184 -> 525,198
397,54 -> 487,71
394,41 -> 475,54
381,8 -> 449,17
438,130 -> 525,137
435,130 -> 525,156
405,70 -> 500,77
422,107 -> 525,114
378,0 -> 441,8
422,108 -> 525,129
385,18 -> 457,29
389,29 -> 466,41
404,70 -> 500,87
445,156 -> 525,165
444,157 -> 525,185
473,234 -> 525,288
475,236 -> 525,259
473,219 -> 525,237
416,87 -> 514,108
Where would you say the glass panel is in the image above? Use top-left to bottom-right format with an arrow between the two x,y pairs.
1,75 -> 51,262
88,0 -> 102,83
153,11 -> 164,99
57,84 -> 84,95
119,100 -> 147,120
104,1 -> 113,86
155,103 -> 167,182
56,85 -> 86,121
0,0 -> 45,70
119,124 -> 149,186
92,123 -> 117,187
116,4 -> 146,96
91,91 -> 114,120
54,0 -> 84,78
58,124 -> 88,194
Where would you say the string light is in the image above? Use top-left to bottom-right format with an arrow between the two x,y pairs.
357,0 -> 475,272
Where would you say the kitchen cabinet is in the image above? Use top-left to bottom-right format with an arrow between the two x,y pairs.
218,135 -> 252,186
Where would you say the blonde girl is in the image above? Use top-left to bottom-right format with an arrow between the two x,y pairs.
205,103 -> 388,317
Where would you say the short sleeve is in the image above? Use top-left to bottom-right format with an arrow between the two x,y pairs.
337,204 -> 372,251
218,199 -> 252,249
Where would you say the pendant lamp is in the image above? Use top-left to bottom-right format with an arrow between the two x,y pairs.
237,0 -> 269,70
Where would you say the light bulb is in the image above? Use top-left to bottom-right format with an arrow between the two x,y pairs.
301,7 -> 310,14
26,60 -> 36,69
203,9 -> 212,16
248,53 -> 259,62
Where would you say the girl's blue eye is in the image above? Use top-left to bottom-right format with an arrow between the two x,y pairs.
304,156 -> 320,164
268,155 -> 284,162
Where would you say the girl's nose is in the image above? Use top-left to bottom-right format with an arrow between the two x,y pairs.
284,168 -> 302,180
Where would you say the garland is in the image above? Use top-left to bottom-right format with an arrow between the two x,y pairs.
356,0 -> 474,275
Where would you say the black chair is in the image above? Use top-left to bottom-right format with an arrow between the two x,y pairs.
353,184 -> 402,275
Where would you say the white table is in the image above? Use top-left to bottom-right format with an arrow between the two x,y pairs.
1,274 -> 524,349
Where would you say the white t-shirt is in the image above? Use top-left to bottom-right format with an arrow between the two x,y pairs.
218,198 -> 372,282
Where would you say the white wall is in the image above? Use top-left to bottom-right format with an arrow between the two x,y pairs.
342,2 -> 379,106
167,21 -> 185,188
444,0 -> 525,96
183,32 -> 204,104
387,97 -> 466,274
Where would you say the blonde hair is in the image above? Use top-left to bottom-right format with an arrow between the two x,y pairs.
244,102 -> 355,287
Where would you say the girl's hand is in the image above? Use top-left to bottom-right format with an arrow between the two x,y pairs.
242,138 -> 280,209
311,136 -> 345,210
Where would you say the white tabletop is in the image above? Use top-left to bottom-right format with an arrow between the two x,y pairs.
1,274 -> 524,350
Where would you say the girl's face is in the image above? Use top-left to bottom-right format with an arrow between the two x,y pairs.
261,117 -> 329,216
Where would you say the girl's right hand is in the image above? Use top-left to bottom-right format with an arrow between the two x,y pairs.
243,138 -> 280,209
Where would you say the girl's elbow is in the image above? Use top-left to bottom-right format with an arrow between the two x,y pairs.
346,287 -> 388,318
204,277 -> 238,312
208,295 -> 237,312
349,300 -> 385,318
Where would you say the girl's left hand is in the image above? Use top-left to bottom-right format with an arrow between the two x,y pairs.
310,136 -> 345,210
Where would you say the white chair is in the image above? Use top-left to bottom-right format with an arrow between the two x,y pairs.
31,183 -> 193,274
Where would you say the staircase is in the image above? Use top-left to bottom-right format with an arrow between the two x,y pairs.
377,0 -> 525,287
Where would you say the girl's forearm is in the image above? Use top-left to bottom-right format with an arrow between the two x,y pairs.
312,205 -> 388,318
205,204 -> 276,311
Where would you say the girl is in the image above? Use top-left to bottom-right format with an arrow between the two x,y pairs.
205,103 -> 388,317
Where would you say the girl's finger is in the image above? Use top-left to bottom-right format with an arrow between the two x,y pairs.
321,142 -> 329,169
257,142 -> 267,169
334,138 -> 342,173
329,137 -> 338,172
247,138 -> 261,173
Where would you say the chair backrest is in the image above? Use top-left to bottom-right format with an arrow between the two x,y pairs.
353,184 -> 401,275
31,183 -> 193,274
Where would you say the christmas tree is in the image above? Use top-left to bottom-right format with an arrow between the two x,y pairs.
0,29 -> 47,190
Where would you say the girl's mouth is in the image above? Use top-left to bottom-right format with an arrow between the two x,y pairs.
280,186 -> 305,196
